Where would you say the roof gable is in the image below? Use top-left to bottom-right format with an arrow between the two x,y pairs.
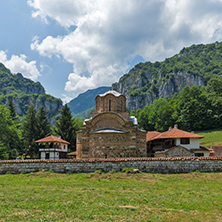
35,135 -> 70,144
147,128 -> 204,141
146,131 -> 161,141
98,90 -> 122,97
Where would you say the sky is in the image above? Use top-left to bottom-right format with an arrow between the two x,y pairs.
1,0 -> 222,103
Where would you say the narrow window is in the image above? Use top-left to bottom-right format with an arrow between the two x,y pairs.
109,99 -> 111,111
195,153 -> 204,157
180,138 -> 190,144
121,100 -> 123,112
105,154 -> 107,159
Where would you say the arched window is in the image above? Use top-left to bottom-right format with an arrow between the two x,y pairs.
109,99 -> 111,111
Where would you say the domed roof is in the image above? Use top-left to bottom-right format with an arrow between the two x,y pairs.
98,90 -> 122,97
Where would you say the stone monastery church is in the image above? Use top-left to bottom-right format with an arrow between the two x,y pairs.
76,90 -> 147,159
36,90 -> 210,160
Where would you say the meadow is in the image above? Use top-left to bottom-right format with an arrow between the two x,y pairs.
198,129 -> 222,148
0,170 -> 221,221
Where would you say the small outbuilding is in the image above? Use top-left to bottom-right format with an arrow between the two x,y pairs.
36,135 -> 70,159
147,125 -> 210,157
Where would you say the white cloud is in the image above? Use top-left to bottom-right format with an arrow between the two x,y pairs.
28,0 -> 222,97
0,50 -> 41,80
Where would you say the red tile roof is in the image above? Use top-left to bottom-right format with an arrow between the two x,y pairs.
147,128 -> 204,141
146,131 -> 161,141
35,135 -> 70,144
68,151 -> 77,155
212,146 -> 222,156
155,145 -> 193,154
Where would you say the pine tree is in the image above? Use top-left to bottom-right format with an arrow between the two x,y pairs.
22,105 -> 38,157
55,104 -> 76,151
36,106 -> 51,139
8,98 -> 17,121
0,105 -> 22,158
0,140 -> 9,160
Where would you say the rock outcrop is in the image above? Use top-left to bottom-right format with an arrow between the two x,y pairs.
112,71 -> 205,111
0,63 -> 62,120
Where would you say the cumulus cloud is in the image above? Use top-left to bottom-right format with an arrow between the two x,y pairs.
0,50 -> 41,80
28,0 -> 222,97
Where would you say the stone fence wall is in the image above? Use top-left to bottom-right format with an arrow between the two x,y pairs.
0,157 -> 221,174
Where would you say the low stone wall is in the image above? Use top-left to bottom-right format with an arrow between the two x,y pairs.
0,157 -> 221,174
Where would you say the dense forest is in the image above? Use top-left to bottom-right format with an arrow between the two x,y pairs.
133,77 -> 222,132
0,102 -> 83,160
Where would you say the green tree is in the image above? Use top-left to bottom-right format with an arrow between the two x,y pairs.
137,105 -> 156,131
22,105 -> 38,158
206,77 -> 222,96
0,105 -> 21,159
0,140 -> 9,160
137,97 -> 179,132
10,148 -> 19,159
177,86 -> 212,131
8,98 -> 17,121
36,106 -> 51,139
85,107 -> 95,119
154,98 -> 178,132
55,104 -> 77,152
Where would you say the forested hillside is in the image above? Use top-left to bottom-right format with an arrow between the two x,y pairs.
112,41 -> 222,110
0,63 -> 62,120
133,77 -> 222,132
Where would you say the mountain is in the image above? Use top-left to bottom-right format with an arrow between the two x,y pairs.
68,86 -> 110,118
112,41 -> 222,111
0,63 -> 62,121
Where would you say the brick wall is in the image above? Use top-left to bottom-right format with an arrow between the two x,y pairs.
96,94 -> 126,113
0,157 -> 221,174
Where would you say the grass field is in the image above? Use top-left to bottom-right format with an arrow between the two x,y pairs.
0,170 -> 222,221
198,129 -> 222,148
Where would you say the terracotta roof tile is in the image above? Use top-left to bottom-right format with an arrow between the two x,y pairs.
146,131 -> 161,141
190,146 -> 210,151
35,135 -> 70,144
1,156 -> 221,164
147,128 -> 204,141
68,151 -> 77,155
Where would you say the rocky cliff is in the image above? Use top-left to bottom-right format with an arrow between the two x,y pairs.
112,71 -> 205,110
112,42 -> 222,110
0,63 -> 62,119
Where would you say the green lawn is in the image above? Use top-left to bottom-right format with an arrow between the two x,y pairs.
0,170 -> 222,221
197,129 -> 222,148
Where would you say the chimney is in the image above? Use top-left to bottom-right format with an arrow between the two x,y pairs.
174,124 -> 178,129
58,136 -> 61,140
168,127 -> 172,131
191,131 -> 195,134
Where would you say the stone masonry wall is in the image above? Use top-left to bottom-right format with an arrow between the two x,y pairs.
0,157 -> 221,174
166,147 -> 194,157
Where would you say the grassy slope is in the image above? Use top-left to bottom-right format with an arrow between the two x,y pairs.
0,171 -> 222,221
197,129 -> 222,148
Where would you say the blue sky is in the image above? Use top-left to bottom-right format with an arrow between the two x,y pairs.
1,0 -> 222,103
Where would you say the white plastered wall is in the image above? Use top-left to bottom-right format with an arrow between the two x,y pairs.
41,152 -> 45,159
176,138 -> 200,149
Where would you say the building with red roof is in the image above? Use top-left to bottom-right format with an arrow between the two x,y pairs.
147,125 -> 210,157
211,146 -> 222,156
35,135 -> 70,159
